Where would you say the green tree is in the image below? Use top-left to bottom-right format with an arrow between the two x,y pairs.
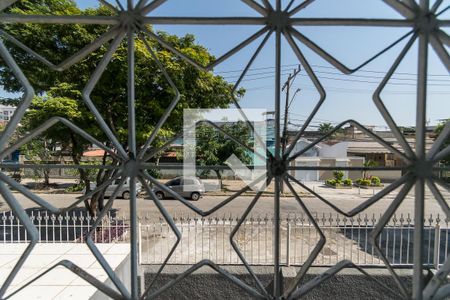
318,123 -> 333,135
318,122 -> 340,140
20,95 -> 95,190
21,138 -> 54,187
193,121 -> 253,189
362,159 -> 377,179
2,0 -> 243,214
434,119 -> 450,166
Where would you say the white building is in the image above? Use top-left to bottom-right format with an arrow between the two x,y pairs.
289,138 -> 365,182
0,104 -> 16,123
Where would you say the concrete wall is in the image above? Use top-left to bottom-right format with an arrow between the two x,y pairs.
92,254 -> 131,300
318,142 -> 349,158
142,265 -> 417,300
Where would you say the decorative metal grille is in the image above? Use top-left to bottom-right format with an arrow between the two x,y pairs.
0,0 -> 449,299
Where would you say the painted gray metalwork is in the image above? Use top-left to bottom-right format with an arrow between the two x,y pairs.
0,0 -> 448,299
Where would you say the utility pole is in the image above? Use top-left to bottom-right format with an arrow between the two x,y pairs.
281,65 -> 301,156
280,65 -> 301,194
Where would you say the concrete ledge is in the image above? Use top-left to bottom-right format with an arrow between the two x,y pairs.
143,265 -> 415,299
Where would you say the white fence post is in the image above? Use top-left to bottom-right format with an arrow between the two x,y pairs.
434,222 -> 441,269
286,221 -> 291,267
138,221 -> 142,265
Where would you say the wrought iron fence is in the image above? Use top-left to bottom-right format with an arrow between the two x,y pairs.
138,213 -> 450,268
0,0 -> 448,299
0,210 -> 129,243
3,210 -> 449,269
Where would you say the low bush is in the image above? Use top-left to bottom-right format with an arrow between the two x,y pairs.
333,170 -> 345,182
371,176 -> 381,186
343,178 -> 352,186
65,183 -> 85,192
326,179 -> 337,186
356,178 -> 371,186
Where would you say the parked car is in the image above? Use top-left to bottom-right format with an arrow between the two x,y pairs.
153,177 -> 205,201
85,178 -> 142,199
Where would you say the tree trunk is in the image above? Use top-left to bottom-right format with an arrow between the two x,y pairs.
70,134 -> 93,215
215,169 -> 223,191
43,169 -> 50,187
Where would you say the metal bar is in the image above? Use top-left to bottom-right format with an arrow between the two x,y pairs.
241,0 -> 268,16
84,177 -> 131,299
369,180 -> 415,298
283,30 -> 325,159
0,14 -> 120,24
427,120 -> 450,160
128,26 -> 137,158
431,0 -> 444,13
437,30 -> 450,47
141,16 -> 418,26
99,0 -> 120,13
141,25 -> 268,72
288,118 -> 411,163
0,0 -> 17,11
136,32 -> 180,159
382,0 -> 415,18
140,0 -> 167,15
286,166 -> 407,171
423,248 -> 450,298
0,183 -> 38,299
0,26 -> 120,72
0,163 -> 119,170
288,260 -> 399,299
148,260 -> 266,299
261,0 -> 273,10
82,31 -> 129,159
426,179 -> 450,219
5,260 -> 123,300
229,188 -> 271,297
230,29 -> 274,158
115,0 -> 125,11
288,0 -> 316,16
413,5 -> 428,295
289,26 -> 415,74
138,174 -> 182,297
0,41 -> 34,151
141,170 -> 267,216
284,178 -> 326,298
287,173 -> 412,217
434,144 -> 450,163
127,23 -> 139,298
430,34 -> 450,72
373,31 -> 418,160
273,1 -> 282,292
0,117 -> 120,161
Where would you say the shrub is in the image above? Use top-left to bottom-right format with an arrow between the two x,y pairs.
356,178 -> 371,186
65,183 -> 85,192
333,170 -> 345,181
326,179 -> 337,186
147,168 -> 162,179
371,176 -> 381,186
343,178 -> 352,186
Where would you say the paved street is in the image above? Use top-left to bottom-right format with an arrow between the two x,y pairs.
1,181 -> 448,220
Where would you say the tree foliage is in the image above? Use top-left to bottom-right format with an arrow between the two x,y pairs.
193,121 -> 253,188
434,119 -> 450,166
1,0 -> 244,214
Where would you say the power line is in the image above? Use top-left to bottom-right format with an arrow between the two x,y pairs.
236,72 -> 450,86
244,84 -> 450,95
221,68 -> 450,83
215,62 -> 449,77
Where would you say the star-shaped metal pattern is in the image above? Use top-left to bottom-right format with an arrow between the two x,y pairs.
0,0 -> 448,299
